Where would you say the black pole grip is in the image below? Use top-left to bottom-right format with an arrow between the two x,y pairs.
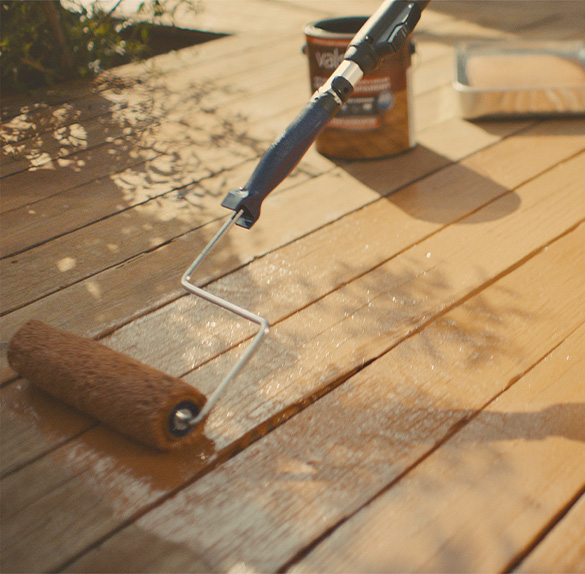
344,0 -> 428,74
221,92 -> 341,228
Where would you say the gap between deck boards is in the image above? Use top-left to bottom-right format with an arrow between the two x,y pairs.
2,151 -> 584,571
60,223 -> 585,574
2,5 -> 585,572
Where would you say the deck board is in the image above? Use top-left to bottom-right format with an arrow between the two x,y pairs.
293,312 -> 585,573
515,490 -> 585,573
64,224 -> 585,574
1,1 -> 585,572
4,115 -> 582,379
2,149 -> 584,570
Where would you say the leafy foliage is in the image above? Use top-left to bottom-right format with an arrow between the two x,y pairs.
0,0 -> 197,92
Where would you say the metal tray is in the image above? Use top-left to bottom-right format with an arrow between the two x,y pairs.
453,41 -> 585,119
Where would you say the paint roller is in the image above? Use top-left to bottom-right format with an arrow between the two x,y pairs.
8,0 -> 429,450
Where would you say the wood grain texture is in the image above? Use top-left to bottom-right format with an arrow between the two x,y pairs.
2,2 -> 585,572
6,112 -> 582,380
515,492 -> 585,573
3,117 -> 581,459
1,34 -> 306,212
67,224 -> 585,574
293,317 -> 585,573
3,151 -> 584,571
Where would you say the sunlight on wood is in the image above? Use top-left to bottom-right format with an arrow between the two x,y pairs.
2,1 -> 585,572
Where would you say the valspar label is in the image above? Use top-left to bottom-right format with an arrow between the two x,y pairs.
304,18 -> 414,159
314,47 -> 345,70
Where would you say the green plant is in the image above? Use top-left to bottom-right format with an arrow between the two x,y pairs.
0,0 -> 198,92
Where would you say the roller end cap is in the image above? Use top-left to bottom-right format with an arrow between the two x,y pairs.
168,401 -> 201,438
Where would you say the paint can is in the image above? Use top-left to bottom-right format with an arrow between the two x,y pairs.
304,16 -> 415,160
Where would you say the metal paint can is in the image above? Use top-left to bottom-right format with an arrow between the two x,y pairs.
304,16 -> 415,159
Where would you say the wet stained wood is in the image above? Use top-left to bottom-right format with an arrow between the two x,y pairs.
0,131 -> 450,379
1,2 -> 585,573
4,109 -> 584,379
292,317 -> 585,573
1,27 -> 463,256
64,225 -> 585,574
8,113 -> 581,327
2,151 -> 584,570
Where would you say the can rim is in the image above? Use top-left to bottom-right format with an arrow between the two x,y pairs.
303,16 -> 368,40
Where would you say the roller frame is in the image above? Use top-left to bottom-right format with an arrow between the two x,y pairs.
178,210 -> 270,429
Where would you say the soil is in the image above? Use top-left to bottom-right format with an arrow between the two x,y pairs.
124,24 -> 226,60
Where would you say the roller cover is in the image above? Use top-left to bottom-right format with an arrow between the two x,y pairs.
7,320 -> 207,451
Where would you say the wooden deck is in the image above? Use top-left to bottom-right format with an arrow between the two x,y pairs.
2,1 -> 585,572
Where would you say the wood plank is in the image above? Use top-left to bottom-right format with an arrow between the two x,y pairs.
1,144 -> 159,215
416,116 -> 531,162
1,117 -> 582,380
0,151 -> 410,376
1,33 -> 305,179
344,117 -> 585,192
141,154 -> 583,464
6,5 -> 580,571
292,322 -> 585,573
4,102 -> 572,330
2,2 -> 580,568
0,128 -> 452,379
0,39 -> 307,213
0,82 -> 304,258
515,492 -> 585,573
66,521 -> 214,573
0,4 -> 585,571
1,92 -> 129,153
2,153 -> 584,572
0,131 -> 465,466
64,224 -> 585,574
8,0 -> 568,244
1,461 -> 136,574
0,147 -> 330,315
10,0 -> 568,201
3,84 -> 427,258
2,36 -> 326,232
0,382 -> 96,479
7,112 -> 575,315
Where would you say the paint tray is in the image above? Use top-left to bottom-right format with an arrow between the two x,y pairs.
453,41 -> 585,119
